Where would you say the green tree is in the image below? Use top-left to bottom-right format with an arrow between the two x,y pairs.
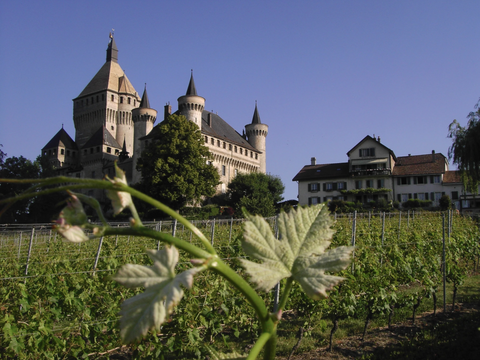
136,114 -> 220,211
227,172 -> 284,217
27,155 -> 67,223
0,155 -> 40,223
448,98 -> 480,194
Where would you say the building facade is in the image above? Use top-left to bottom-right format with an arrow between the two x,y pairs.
42,35 -> 268,197
293,135 -> 479,211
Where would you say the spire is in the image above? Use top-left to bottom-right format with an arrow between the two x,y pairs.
185,70 -> 198,96
251,101 -> 262,124
139,84 -> 151,108
119,137 -> 129,161
106,32 -> 118,63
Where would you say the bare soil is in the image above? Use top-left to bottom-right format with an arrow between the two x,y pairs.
280,303 -> 480,360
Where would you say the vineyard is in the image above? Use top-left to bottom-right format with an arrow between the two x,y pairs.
1,211 -> 479,359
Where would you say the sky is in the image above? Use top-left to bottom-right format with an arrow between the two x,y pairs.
1,0 -> 479,201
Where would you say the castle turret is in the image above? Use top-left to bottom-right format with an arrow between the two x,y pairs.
132,85 -> 157,184
73,34 -> 140,153
245,103 -> 268,173
177,72 -> 205,128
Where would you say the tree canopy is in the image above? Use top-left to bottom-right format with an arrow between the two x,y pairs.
227,172 -> 284,217
0,154 -> 66,223
136,114 -> 220,211
448,98 -> 480,193
0,155 -> 40,223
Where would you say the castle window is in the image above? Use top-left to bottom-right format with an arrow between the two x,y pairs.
229,144 -> 232,151
234,146 -> 237,153
61,149 -> 65,155
222,165 -> 226,176
111,95 -> 114,101
102,94 -> 105,101
255,154 -> 258,159
115,149 -> 119,155
96,146 -> 100,153
211,138 -> 214,145
86,98 -> 89,105
134,99 -> 136,106
107,147 -> 111,153
67,150 -> 70,157
90,148 -> 93,154
217,140 -> 220,147
91,97 -> 94,104
223,142 -> 226,149
245,150 -> 248,156
53,150 -> 56,155
205,136 -> 208,143
120,97 -> 124,104
251,152 -> 253,158
128,97 -> 131,104
240,148 -> 243,155
96,95 -> 99,102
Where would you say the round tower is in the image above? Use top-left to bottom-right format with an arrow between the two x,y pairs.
177,72 -> 205,129
245,103 -> 268,173
132,86 -> 157,184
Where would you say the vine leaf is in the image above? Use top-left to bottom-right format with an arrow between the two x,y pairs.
112,246 -> 203,343
241,204 -> 354,299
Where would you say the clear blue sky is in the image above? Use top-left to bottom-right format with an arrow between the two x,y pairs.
1,0 -> 479,201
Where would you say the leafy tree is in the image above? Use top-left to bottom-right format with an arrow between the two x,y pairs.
448,98 -> 480,194
439,194 -> 452,211
0,144 -> 5,166
0,155 -> 40,223
136,114 -> 220,211
227,172 -> 284,217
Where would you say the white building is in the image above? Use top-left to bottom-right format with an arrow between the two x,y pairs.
293,135 -> 479,211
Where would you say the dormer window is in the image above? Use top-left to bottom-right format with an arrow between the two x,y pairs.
359,148 -> 375,157
120,97 -> 124,104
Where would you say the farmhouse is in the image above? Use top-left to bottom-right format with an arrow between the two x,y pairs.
293,135 -> 479,211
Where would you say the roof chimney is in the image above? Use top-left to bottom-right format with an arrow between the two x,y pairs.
377,136 -> 381,143
432,150 -> 435,162
311,157 -> 316,165
207,113 -> 212,127
164,103 -> 171,120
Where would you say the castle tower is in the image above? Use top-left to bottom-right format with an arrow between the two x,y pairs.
72,34 -> 140,154
245,103 -> 268,173
177,72 -> 205,128
132,86 -> 157,184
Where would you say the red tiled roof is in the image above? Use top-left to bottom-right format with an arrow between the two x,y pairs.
443,170 -> 462,183
392,153 -> 447,176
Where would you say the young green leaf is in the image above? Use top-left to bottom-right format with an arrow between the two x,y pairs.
113,246 -> 204,343
241,204 -> 353,299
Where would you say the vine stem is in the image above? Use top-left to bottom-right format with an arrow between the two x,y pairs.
277,278 -> 294,314
246,332 -> 271,360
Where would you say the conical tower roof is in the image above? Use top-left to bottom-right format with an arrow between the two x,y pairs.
185,71 -> 198,96
251,103 -> 262,124
139,85 -> 151,108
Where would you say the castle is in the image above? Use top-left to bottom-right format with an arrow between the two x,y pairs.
42,35 -> 268,198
